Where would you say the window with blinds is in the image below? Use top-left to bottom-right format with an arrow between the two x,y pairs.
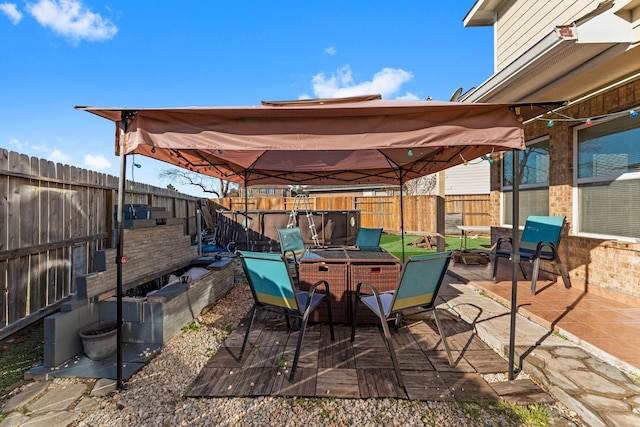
577,111 -> 640,239
502,138 -> 549,226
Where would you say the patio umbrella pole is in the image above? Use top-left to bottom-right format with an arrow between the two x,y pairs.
508,148 -> 521,380
115,118 -> 128,389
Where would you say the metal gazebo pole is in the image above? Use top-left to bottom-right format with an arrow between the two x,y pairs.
244,171 -> 249,250
399,180 -> 405,262
508,148 -> 521,380
115,114 -> 128,389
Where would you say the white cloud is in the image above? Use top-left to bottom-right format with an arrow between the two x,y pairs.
311,66 -> 414,99
9,138 -> 28,149
84,153 -> 111,170
49,149 -> 71,164
27,0 -> 118,42
395,92 -> 420,101
324,46 -> 336,55
0,2 -> 23,24
31,143 -> 49,152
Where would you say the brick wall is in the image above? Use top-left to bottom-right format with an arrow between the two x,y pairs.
78,224 -> 197,299
491,78 -> 640,305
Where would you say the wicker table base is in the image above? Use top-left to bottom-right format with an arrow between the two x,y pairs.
299,248 -> 400,325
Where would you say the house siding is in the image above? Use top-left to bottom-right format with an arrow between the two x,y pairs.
444,162 -> 490,195
495,0 -> 601,70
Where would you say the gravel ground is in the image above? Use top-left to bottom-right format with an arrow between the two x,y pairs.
5,260 -> 584,426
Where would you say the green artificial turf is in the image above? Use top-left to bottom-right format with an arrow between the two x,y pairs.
379,233 -> 491,262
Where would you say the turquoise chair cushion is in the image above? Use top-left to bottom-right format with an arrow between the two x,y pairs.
239,251 -> 299,310
355,228 -> 383,247
392,252 -> 452,311
519,216 -> 565,257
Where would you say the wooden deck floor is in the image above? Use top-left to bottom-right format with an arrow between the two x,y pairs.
187,310 -> 553,404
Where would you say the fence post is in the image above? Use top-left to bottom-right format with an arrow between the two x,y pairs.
436,171 -> 446,251
435,196 -> 446,251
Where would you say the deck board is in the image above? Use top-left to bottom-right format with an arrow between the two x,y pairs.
187,315 -> 553,403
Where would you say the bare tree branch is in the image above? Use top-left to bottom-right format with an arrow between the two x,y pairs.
158,168 -> 237,197
404,174 -> 437,195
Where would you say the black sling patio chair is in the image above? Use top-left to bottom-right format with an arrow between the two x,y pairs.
493,215 -> 572,294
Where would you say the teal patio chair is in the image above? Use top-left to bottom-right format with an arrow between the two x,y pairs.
355,227 -> 383,248
350,251 -> 454,388
277,227 -> 306,279
493,215 -> 572,294
238,251 -> 335,382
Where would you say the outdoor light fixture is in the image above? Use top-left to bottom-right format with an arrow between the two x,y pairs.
481,155 -> 495,164
134,163 -> 142,168
151,147 -> 156,153
407,149 -> 413,157
535,108 -> 639,127
217,149 -> 223,154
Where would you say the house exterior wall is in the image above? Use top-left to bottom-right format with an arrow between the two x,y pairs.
495,0 -> 596,70
490,77 -> 640,305
474,0 -> 640,305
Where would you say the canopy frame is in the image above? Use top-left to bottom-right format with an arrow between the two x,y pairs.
80,96 -> 564,387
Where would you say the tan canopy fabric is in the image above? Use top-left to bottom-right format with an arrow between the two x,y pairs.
76,95 -> 528,186
75,95 -> 560,387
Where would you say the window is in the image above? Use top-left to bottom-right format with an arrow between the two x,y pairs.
267,188 -> 275,195
502,138 -> 549,226
575,111 -> 640,239
259,188 -> 267,194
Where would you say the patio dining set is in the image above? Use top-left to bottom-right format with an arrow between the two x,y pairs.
234,216 -> 571,391
237,226 -> 455,390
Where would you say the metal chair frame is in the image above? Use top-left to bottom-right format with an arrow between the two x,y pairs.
350,251 -> 454,389
238,251 -> 335,382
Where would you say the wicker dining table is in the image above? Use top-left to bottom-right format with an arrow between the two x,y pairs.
298,247 -> 400,324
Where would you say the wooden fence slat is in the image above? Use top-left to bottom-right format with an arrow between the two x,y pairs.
6,153 -> 26,322
0,149 -> 8,325
213,194 -> 490,235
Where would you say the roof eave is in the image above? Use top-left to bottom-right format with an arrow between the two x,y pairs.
461,6 -> 634,103
463,0 -> 506,27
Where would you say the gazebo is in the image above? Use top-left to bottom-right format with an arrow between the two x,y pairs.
76,94 -> 558,386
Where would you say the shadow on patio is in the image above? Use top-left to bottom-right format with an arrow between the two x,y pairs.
448,257 -> 640,374
187,308 -> 552,404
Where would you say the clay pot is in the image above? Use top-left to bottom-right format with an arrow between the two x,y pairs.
79,322 -> 118,360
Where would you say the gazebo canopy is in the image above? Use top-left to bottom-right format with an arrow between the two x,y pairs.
75,94 -> 541,187
75,94 -> 563,386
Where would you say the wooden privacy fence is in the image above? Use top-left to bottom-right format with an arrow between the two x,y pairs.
0,149 -> 200,335
213,194 -> 490,234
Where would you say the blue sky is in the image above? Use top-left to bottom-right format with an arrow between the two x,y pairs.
0,0 -> 493,198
